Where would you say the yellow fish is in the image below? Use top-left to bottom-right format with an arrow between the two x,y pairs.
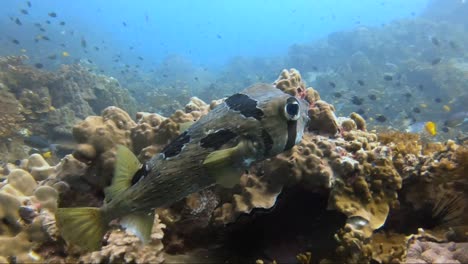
424,121 -> 437,136
62,51 -> 70,57
420,103 -> 428,108
443,105 -> 451,112
42,151 -> 52,159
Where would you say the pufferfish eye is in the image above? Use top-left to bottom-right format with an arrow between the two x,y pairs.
284,97 -> 300,120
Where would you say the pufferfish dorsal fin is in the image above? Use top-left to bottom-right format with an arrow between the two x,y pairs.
203,140 -> 254,188
104,145 -> 141,202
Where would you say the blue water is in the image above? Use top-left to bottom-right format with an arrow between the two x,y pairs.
1,0 -> 429,70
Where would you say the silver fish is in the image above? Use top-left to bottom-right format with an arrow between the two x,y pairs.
56,83 -> 309,250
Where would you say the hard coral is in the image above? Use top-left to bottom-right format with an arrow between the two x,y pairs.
79,214 -> 165,264
0,85 -> 24,138
0,154 -> 64,263
72,106 -> 136,189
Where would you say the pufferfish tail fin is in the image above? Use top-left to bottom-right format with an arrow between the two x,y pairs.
55,207 -> 108,251
104,145 -> 142,203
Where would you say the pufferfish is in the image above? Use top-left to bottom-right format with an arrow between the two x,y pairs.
56,83 -> 310,250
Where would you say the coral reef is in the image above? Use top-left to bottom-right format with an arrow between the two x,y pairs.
79,214 -> 165,264
0,56 -> 137,162
0,154 -> 64,263
287,17 -> 468,142
1,65 -> 466,264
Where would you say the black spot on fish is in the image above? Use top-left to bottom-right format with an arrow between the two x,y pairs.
200,129 -> 237,149
131,163 -> 150,185
413,107 -> 421,113
368,94 -> 377,100
431,58 -> 441,65
261,129 -> 273,156
434,98 -> 442,103
34,63 -> 43,69
383,74 -> 393,81
161,131 -> 190,158
431,37 -> 440,46
225,93 -> 264,120
351,96 -> 364,105
375,115 -> 387,122
328,81 -> 336,88
333,92 -> 342,98
48,12 -> 57,18
357,80 -> 365,86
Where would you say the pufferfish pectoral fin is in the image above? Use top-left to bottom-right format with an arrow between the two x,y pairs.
120,211 -> 155,244
202,140 -> 254,188
104,145 -> 141,202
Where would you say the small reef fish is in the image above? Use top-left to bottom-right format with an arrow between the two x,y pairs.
431,58 -> 442,65
431,36 -> 440,46
48,12 -> 57,17
424,121 -> 437,136
62,51 -> 70,57
406,121 -> 437,136
56,83 -> 310,250
444,111 -> 468,128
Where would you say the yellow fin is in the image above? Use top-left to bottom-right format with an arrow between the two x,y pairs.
105,145 -> 141,202
120,212 -> 155,243
56,207 -> 107,251
203,146 -> 239,168
178,121 -> 195,132
203,140 -> 253,188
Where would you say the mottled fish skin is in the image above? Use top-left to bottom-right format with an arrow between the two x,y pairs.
104,83 -> 309,218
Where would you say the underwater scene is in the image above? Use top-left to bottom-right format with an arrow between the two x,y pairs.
0,0 -> 467,263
